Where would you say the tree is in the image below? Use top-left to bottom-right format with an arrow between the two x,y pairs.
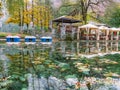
59,0 -> 113,24
0,1 -> 3,16
6,0 -> 52,31
102,3 -> 120,27
6,0 -> 24,31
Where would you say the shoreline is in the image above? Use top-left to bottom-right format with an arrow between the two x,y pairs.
0,38 -> 120,42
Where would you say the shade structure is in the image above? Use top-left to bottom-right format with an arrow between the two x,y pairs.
109,27 -> 120,40
110,27 -> 120,31
99,26 -> 109,40
99,26 -> 109,30
79,23 -> 98,29
52,16 -> 81,23
77,23 -> 98,40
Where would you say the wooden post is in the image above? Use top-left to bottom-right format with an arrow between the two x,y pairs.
77,42 -> 79,55
105,42 -> 108,52
118,31 -> 120,40
95,29 -> 97,40
72,27 -> 75,40
61,41 -> 65,55
106,29 -> 109,40
87,28 -> 89,40
116,42 -> 118,51
77,28 -> 80,40
111,31 -> 113,40
97,29 -> 99,40
117,31 -> 119,40
96,42 -> 100,53
111,42 -> 113,51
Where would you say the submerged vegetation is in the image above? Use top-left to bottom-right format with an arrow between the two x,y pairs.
0,44 -> 120,90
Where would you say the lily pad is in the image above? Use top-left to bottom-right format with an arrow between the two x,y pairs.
65,75 -> 77,79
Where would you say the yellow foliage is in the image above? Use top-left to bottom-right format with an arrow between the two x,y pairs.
6,17 -> 14,23
6,1 -> 52,28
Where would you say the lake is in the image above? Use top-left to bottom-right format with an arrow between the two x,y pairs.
0,41 -> 120,90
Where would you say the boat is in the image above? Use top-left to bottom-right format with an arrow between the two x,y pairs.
6,36 -> 20,44
25,36 -> 36,44
40,36 -> 52,44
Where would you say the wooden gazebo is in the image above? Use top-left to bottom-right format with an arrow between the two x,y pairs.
77,24 -> 98,40
110,28 -> 120,40
52,16 -> 81,23
99,26 -> 109,40
52,16 -> 81,40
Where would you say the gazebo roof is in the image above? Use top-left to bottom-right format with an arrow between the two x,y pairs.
110,27 -> 120,31
79,23 -> 98,29
52,16 -> 81,23
99,26 -> 109,30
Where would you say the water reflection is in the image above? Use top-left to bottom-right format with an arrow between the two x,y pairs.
4,41 -> 120,57
53,41 -> 120,57
0,47 -> 9,79
1,42 -> 120,90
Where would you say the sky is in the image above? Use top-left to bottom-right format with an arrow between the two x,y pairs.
51,0 -> 62,8
51,0 -> 77,8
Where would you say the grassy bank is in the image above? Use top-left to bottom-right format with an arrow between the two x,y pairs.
0,32 -> 28,38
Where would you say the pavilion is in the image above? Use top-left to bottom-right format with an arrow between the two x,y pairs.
52,16 -> 81,40
53,16 -> 120,41
77,24 -> 98,40
77,23 -> 120,41
98,26 -> 109,40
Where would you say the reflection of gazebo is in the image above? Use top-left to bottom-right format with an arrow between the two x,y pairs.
77,24 -> 98,40
52,16 -> 81,40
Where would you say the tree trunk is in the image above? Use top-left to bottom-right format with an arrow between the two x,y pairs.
32,0 -> 34,27
25,0 -> 29,30
82,12 -> 87,24
19,8 -> 23,33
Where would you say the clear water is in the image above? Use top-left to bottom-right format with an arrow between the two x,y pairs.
0,41 -> 120,90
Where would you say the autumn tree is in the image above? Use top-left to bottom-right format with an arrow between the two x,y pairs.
102,3 -> 120,27
6,0 -> 52,31
0,1 -> 2,11
6,0 -> 24,26
0,1 -> 3,17
59,0 -> 113,24
0,1 -> 4,17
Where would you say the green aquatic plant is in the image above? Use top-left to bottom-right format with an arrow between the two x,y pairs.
2,44 -> 120,90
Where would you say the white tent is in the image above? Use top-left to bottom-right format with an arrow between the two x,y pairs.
110,27 -> 120,31
99,26 -> 109,30
79,23 -> 98,29
77,24 -> 98,40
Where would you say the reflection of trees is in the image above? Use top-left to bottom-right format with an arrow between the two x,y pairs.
1,43 -> 120,89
